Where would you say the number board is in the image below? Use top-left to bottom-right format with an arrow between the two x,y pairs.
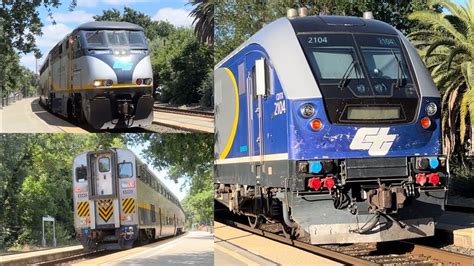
302,34 -> 355,47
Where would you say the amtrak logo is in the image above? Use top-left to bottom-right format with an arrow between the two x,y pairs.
349,128 -> 397,156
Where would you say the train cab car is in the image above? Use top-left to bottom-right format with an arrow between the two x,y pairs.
39,21 -> 154,129
214,14 -> 448,244
73,148 -> 185,250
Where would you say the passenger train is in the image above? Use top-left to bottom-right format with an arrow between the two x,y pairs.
39,21 -> 154,129
214,12 -> 448,244
73,148 -> 185,250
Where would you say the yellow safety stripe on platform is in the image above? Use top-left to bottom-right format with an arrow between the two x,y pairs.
122,198 -> 135,214
77,201 -> 90,217
98,199 -> 114,222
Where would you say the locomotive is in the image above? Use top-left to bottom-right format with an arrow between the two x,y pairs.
73,148 -> 185,250
38,21 -> 154,129
214,13 -> 448,244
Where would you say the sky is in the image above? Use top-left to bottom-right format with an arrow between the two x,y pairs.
129,141 -> 187,201
21,0 -> 195,72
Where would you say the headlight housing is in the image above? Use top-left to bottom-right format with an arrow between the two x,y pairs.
300,103 -> 315,118
425,102 -> 437,116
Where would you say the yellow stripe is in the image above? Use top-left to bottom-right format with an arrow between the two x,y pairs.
138,203 -> 151,210
219,68 -> 240,160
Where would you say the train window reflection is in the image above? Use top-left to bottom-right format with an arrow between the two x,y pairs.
98,157 -> 110,172
76,166 -> 87,182
311,48 -> 364,80
85,31 -> 107,47
361,48 -> 408,80
128,31 -> 146,46
119,162 -> 133,178
107,31 -> 128,46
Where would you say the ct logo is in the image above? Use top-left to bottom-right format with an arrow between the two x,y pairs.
349,128 -> 397,156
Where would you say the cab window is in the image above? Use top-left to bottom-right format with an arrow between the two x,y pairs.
119,162 -> 133,178
76,166 -> 87,182
98,157 -> 110,172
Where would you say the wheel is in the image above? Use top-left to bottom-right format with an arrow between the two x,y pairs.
248,215 -> 262,229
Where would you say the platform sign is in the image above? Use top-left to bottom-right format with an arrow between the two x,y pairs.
42,216 -> 57,247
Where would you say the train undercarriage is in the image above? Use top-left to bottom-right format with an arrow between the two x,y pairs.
215,159 -> 447,244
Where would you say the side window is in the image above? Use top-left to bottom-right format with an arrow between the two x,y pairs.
151,204 -> 156,223
98,157 -> 110,172
264,60 -> 272,95
118,162 -> 133,178
76,166 -> 87,182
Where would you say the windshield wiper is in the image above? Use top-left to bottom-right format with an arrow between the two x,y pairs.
86,30 -> 100,41
391,49 -> 404,88
338,59 -> 358,90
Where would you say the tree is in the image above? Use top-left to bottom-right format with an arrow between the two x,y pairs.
127,134 -> 214,225
151,28 -> 213,104
94,7 -> 175,40
408,0 -> 474,159
189,0 -> 214,45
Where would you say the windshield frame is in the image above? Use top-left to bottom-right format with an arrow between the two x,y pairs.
80,29 -> 147,49
298,32 -> 419,98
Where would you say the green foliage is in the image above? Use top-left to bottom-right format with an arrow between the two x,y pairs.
215,0 -> 434,63
151,28 -> 213,104
408,0 -> 474,157
93,7 -> 175,40
189,0 -> 214,45
0,134 -> 123,250
127,134 -> 214,225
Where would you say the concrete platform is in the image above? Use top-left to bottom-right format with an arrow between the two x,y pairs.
214,221 -> 341,265
436,211 -> 474,249
153,111 -> 213,133
0,245 -> 84,266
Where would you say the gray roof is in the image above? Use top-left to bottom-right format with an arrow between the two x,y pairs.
76,21 -> 144,31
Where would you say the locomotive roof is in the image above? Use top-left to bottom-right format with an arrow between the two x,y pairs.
216,15 -> 439,99
288,15 -> 398,35
76,21 -> 144,31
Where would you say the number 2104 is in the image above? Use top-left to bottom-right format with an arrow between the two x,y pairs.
307,36 -> 328,44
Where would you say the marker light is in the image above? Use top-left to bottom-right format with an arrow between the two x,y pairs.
323,177 -> 335,190
105,80 -> 113,86
322,160 -> 334,173
310,119 -> 323,131
421,117 -> 431,129
136,79 -> 143,85
429,157 -> 439,169
144,78 -> 152,85
114,49 -> 120,55
428,173 -> 440,186
308,177 -> 322,190
300,103 -> 315,118
309,161 -> 322,174
417,157 -> 430,170
426,102 -> 437,116
416,173 -> 427,186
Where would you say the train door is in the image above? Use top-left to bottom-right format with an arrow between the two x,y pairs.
88,151 -> 119,227
245,53 -> 265,183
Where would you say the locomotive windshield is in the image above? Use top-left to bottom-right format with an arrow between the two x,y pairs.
83,30 -> 147,48
299,33 -> 419,124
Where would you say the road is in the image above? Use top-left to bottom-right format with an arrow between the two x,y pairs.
0,98 -> 87,133
74,231 -> 213,266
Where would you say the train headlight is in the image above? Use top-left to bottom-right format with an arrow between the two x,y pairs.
300,103 -> 315,118
93,80 -> 113,87
425,102 -> 437,116
144,78 -> 152,85
93,80 -> 103,87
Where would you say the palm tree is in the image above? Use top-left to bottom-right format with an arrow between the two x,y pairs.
408,0 -> 474,158
189,0 -> 214,45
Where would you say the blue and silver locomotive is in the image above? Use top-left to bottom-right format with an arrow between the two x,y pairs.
214,13 -> 448,244
39,21 -> 154,129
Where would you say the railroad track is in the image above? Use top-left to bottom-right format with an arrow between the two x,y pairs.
216,216 -> 473,265
153,106 -> 214,118
35,250 -> 113,266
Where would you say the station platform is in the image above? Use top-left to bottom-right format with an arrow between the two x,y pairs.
436,210 -> 474,249
0,245 -> 83,266
214,221 -> 341,265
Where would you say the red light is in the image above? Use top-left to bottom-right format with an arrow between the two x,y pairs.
128,181 -> 135,188
323,177 -> 335,190
421,117 -> 431,129
416,173 -> 427,186
74,187 -> 81,192
308,177 -> 322,190
310,119 -> 323,131
136,79 -> 143,85
428,173 -> 440,186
